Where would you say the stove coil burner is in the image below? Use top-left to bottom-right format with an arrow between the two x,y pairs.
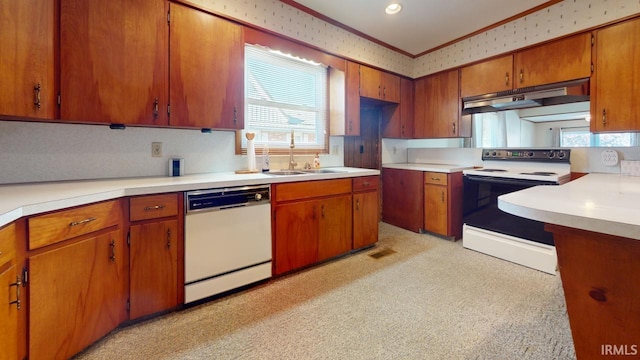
519,172 -> 558,176
477,169 -> 508,172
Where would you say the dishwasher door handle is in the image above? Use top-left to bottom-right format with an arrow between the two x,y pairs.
218,203 -> 249,211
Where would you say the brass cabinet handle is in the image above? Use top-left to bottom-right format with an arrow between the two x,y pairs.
505,72 -> 509,86
355,199 -> 360,211
378,85 -> 381,98
153,98 -> 159,119
321,204 -> 325,218
430,177 -> 440,181
109,239 -> 116,263
348,120 -> 353,132
602,109 -> 607,127
69,217 -> 96,227
9,277 -> 21,310
452,122 -> 456,134
166,228 -> 172,249
233,106 -> 237,124
34,83 -> 41,109
519,69 -> 524,83
383,86 -> 386,98
441,191 -> 445,203
143,204 -> 165,211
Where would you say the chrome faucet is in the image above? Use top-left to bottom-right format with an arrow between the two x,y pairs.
288,130 -> 297,170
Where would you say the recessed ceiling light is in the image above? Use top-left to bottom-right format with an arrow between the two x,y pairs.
385,3 -> 402,15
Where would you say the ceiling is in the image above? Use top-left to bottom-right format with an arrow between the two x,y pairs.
288,0 -> 554,56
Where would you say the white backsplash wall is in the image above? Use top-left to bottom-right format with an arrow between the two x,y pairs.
0,121 -> 344,184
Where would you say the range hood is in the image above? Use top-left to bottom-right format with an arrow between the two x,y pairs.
462,78 -> 590,115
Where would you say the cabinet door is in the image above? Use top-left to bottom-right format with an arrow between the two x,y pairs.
359,65 -> 383,100
383,77 -> 412,138
0,265 -> 19,360
60,0 -> 168,125
130,220 -> 178,320
353,191 -> 379,249
424,184 -> 448,236
274,200 -> 319,275
318,194 -> 352,260
460,55 -> 513,98
29,230 -> 126,360
514,33 -> 591,88
591,18 -> 640,132
169,3 -> 244,129
381,168 -> 423,233
345,61 -> 361,135
381,72 -> 401,103
0,0 -> 55,119
418,69 -> 461,138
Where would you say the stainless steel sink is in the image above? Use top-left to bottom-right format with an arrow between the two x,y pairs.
266,170 -> 308,176
300,169 -> 345,174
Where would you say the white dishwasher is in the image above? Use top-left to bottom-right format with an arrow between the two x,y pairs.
184,185 -> 272,304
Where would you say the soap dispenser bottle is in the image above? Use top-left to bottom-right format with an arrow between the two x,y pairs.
262,144 -> 270,172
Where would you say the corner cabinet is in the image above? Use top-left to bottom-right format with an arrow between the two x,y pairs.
414,69 -> 465,138
0,223 -> 20,360
0,0 -> 55,120
272,179 -> 352,275
382,77 -> 414,138
128,193 -> 181,320
423,172 -> 463,240
169,3 -> 244,130
591,17 -> 640,132
59,0 -> 168,125
27,200 -> 126,360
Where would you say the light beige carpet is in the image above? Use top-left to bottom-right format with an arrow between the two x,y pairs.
74,222 -> 575,359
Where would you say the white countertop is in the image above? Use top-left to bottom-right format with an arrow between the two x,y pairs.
0,167 -> 379,228
498,173 -> 640,240
383,163 -> 474,173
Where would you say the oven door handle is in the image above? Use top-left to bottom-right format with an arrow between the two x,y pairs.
463,174 -> 558,187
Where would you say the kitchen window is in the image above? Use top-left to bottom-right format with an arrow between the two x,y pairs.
241,44 -> 329,154
560,127 -> 640,147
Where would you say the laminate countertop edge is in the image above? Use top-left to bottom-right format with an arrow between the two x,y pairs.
498,173 -> 640,240
0,167 -> 379,228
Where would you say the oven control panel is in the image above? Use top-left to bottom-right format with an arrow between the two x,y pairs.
482,148 -> 570,162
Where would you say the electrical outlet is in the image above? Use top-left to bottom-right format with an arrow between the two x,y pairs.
152,142 -> 162,157
601,149 -> 618,166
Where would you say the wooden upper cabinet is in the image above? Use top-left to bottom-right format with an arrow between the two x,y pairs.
591,18 -> 640,132
169,3 -> 244,130
59,0 -> 168,125
382,77 -> 412,138
0,0 -> 55,120
460,55 -> 513,98
359,65 -> 400,103
514,32 -> 592,88
414,69 -> 461,138
461,33 -> 591,98
329,60 -> 360,136
345,61 -> 361,135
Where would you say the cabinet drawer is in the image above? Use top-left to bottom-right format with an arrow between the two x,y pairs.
424,172 -> 448,186
0,223 -> 16,267
353,176 -> 379,192
275,179 -> 352,202
130,193 -> 178,221
28,200 -> 121,250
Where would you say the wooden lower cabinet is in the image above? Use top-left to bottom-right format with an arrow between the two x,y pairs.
423,171 -> 463,239
273,194 -> 352,275
28,230 -> 126,360
272,179 -> 354,275
1,264 -> 19,360
353,176 -> 380,249
129,219 -> 178,319
546,224 -> 640,359
381,168 -> 423,232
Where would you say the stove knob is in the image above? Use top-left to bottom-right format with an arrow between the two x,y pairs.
547,151 -> 556,159
491,151 -> 497,157
255,193 -> 263,201
557,151 -> 566,159
527,152 -> 535,158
